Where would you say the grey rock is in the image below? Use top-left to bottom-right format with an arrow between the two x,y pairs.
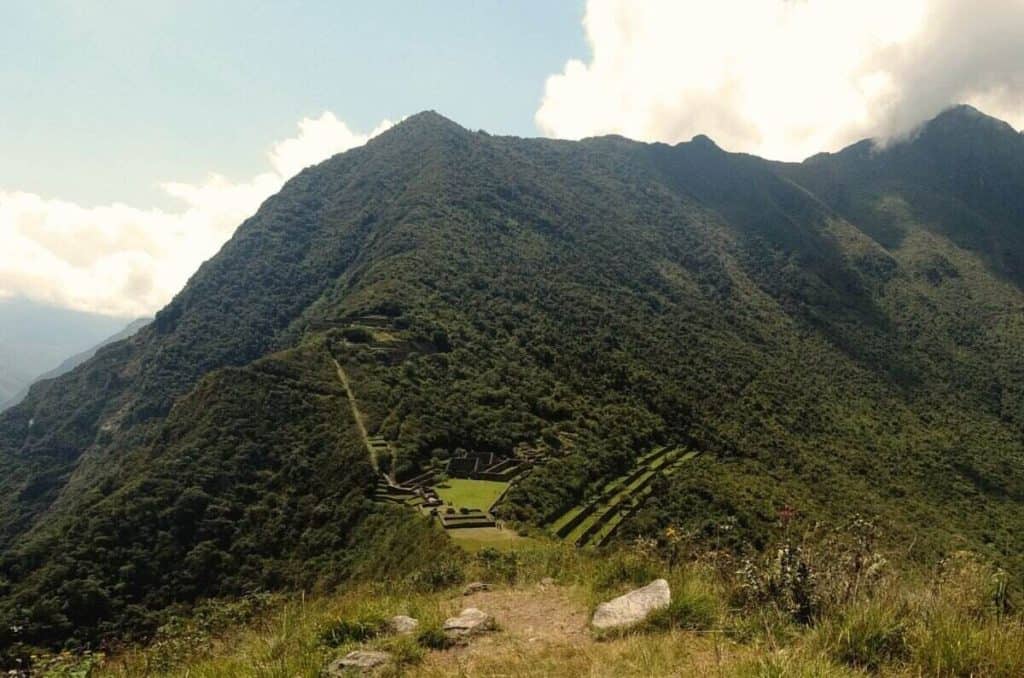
463,581 -> 490,595
326,650 -> 392,674
389,614 -> 419,634
591,579 -> 671,631
443,607 -> 495,638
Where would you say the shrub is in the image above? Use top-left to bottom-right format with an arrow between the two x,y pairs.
341,327 -> 373,343
736,543 -> 817,624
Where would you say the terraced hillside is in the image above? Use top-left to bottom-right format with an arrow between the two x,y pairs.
4,107 -> 1024,654
546,448 -> 697,547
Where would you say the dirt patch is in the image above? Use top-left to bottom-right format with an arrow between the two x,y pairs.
464,584 -> 592,646
417,583 -> 593,672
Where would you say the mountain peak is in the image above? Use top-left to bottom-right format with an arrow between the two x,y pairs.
689,134 -> 720,150
393,110 -> 467,135
367,110 -> 471,155
920,104 -> 1019,139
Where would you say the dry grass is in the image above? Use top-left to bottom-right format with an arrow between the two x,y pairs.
66,542 -> 1024,678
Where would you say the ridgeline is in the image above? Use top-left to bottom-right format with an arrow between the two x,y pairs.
1,106 -> 1023,661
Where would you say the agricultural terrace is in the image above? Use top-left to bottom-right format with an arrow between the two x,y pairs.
434,479 -> 508,511
547,447 -> 697,547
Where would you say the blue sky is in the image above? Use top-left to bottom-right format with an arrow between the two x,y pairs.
1,1 -> 586,207
2,0 -> 1021,317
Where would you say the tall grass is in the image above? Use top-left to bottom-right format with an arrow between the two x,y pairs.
811,553 -> 1024,676
60,537 -> 1024,677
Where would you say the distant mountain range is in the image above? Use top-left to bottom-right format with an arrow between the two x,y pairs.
0,317 -> 150,412
1,105 -> 1022,652
0,299 -> 136,406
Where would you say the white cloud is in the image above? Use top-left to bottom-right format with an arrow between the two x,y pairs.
537,0 -> 1024,160
0,113 -> 392,317
268,113 -> 394,178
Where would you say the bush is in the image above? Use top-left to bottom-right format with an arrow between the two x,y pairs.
736,543 -> 817,624
341,327 -> 373,343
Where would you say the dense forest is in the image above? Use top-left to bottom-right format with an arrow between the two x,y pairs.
1,106 -> 1022,654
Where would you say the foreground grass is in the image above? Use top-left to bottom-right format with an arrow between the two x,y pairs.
37,536 -> 1024,677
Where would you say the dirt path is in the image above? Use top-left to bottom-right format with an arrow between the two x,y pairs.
413,584 -> 744,677
416,584 -> 595,675
463,586 -> 592,645
332,358 -> 376,470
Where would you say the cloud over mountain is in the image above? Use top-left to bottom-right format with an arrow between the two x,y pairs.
0,113 -> 392,317
536,0 -> 1024,159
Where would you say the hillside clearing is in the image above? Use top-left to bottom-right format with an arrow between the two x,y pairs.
435,479 -> 509,511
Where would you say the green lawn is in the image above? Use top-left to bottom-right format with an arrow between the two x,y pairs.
434,479 -> 509,510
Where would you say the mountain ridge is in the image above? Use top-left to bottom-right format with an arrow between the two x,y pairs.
1,105 -> 1023,652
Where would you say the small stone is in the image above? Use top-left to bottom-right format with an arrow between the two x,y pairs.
540,577 -> 556,586
389,614 -> 419,634
463,581 -> 490,595
326,650 -> 392,675
591,579 -> 671,631
443,607 -> 495,638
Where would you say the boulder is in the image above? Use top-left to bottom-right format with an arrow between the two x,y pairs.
591,579 -> 671,631
325,650 -> 392,674
389,614 -> 419,634
463,581 -> 490,595
443,607 -> 495,638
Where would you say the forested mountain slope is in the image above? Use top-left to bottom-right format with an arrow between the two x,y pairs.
1,108 -> 1022,652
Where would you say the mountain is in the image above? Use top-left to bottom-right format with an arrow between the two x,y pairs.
1,107 -> 1023,653
0,299 -> 130,405
0,318 -> 151,413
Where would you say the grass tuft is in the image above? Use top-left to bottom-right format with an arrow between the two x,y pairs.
815,597 -> 909,670
645,569 -> 722,632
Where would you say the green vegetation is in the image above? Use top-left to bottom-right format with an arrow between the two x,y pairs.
434,479 -> 508,511
33,522 -> 1024,677
546,447 -> 694,547
446,527 -> 534,553
1,107 -> 1024,659
0,344 -> 457,657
